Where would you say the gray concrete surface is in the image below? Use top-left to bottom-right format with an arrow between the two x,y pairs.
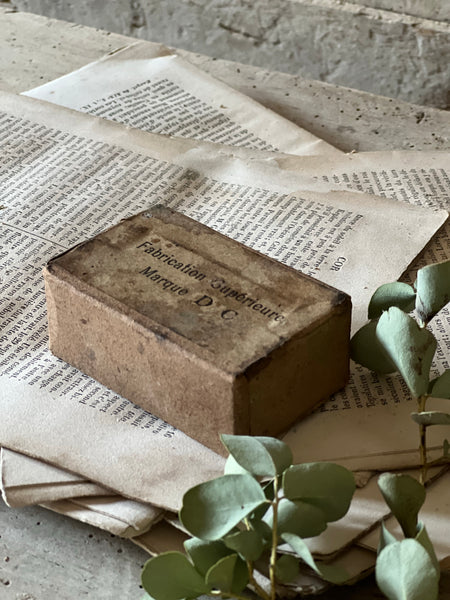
3,7 -> 450,154
5,0 -> 450,109
0,500 -> 149,600
353,0 -> 450,22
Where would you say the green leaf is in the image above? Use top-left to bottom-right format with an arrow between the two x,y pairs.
368,282 -> 416,320
281,533 -> 350,584
275,554 -> 299,583
205,554 -> 248,594
180,474 -> 267,540
376,308 -> 436,398
246,480 -> 276,521
221,435 -> 293,477
249,503 -> 270,522
415,259 -> 450,323
262,478 -> 277,501
415,522 -> 440,576
141,552 -> 209,600
378,521 -> 398,554
375,539 -> 439,600
428,370 -> 450,399
444,439 -> 450,457
350,320 -> 397,373
224,529 -> 265,561
249,518 -> 272,547
184,538 -> 233,576
266,498 -> 327,539
283,463 -> 355,522
411,411 -> 450,426
378,473 -> 426,538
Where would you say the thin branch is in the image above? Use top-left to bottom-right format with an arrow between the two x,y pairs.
246,560 -> 271,600
417,395 -> 428,485
426,455 -> 450,469
269,477 -> 280,600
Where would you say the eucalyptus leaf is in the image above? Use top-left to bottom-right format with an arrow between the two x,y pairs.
411,411 -> 450,426
250,501 -> 271,522
376,307 -> 436,398
262,479 -> 277,501
141,552 -> 209,600
281,533 -> 350,584
428,370 -> 450,399
368,282 -> 416,320
350,320 -> 397,374
265,498 -> 327,539
415,259 -> 450,323
205,554 -> 248,594
221,434 -> 293,477
283,463 -> 355,522
444,439 -> 450,457
275,554 -> 299,583
378,473 -> 426,538
378,521 -> 397,554
180,474 -> 267,540
249,519 -> 272,547
224,529 -> 265,561
246,480 -> 276,520
375,539 -> 439,600
184,538 -> 233,576
415,522 -> 440,576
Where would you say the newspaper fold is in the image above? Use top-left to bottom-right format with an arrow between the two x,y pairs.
0,448 -> 109,507
42,496 -> 164,538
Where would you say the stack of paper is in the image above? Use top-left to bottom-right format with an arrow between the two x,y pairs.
0,42 -> 449,594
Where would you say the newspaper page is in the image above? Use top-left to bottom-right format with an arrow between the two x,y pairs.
280,151 -> 450,470
23,41 -> 338,157
42,495 -> 164,538
0,92 -> 446,510
0,448 -> 109,507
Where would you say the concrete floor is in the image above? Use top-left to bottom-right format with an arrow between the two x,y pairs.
0,500 -> 149,599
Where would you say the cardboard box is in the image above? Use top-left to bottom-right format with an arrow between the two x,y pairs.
44,206 -> 351,453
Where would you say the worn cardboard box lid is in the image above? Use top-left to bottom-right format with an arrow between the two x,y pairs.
44,206 -> 351,453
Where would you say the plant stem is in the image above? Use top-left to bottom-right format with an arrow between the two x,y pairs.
269,477 -> 280,600
243,518 -> 271,600
426,455 -> 450,468
246,560 -> 271,600
418,394 -> 428,484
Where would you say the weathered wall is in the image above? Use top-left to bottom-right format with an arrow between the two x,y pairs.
350,1 -> 450,22
6,0 -> 450,108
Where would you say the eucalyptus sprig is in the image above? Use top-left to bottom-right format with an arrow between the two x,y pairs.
351,258 -> 450,483
141,435 -> 356,600
375,472 -> 441,600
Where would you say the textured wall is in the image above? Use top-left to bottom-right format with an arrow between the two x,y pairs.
351,1 -> 450,22
7,0 -> 450,108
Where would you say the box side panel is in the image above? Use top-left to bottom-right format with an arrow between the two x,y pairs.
247,301 -> 351,436
44,267 -> 247,454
